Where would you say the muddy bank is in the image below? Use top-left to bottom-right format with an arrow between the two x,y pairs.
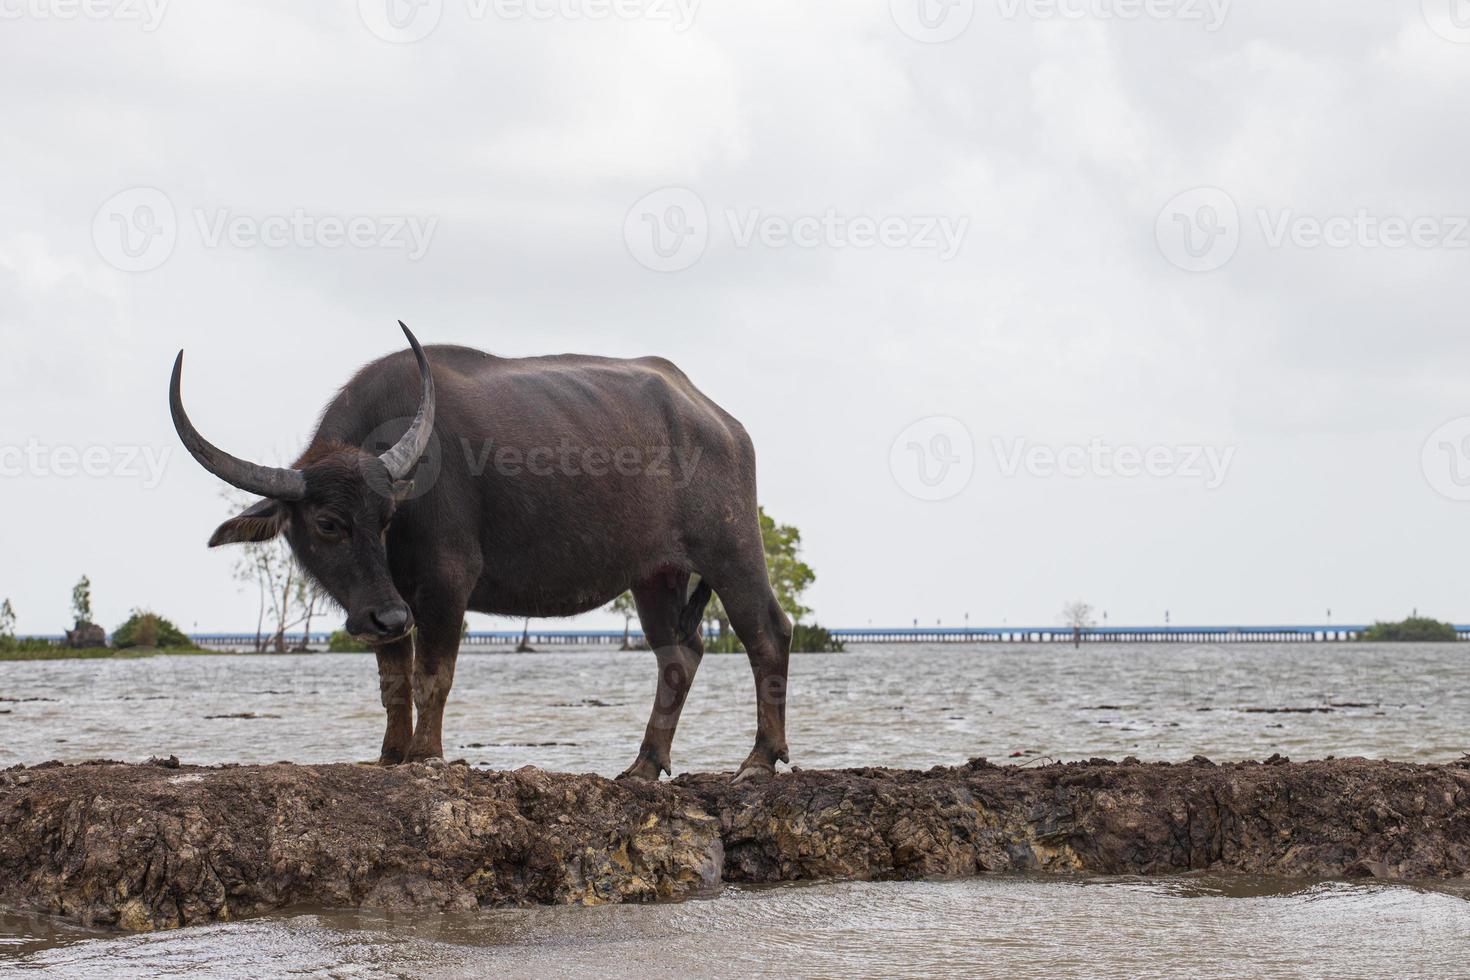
2,756 -> 1468,932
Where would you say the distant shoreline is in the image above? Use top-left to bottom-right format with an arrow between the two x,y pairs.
10,620 -> 1467,656
4,636 -> 1466,662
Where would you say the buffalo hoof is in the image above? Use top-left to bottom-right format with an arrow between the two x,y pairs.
616,756 -> 668,782
732,761 -> 777,784
403,743 -> 444,765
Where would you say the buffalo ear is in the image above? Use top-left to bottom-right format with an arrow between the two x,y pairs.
391,479 -> 416,503
209,499 -> 287,547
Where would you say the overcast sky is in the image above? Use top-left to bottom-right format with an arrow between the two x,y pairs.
3,0 -> 1470,634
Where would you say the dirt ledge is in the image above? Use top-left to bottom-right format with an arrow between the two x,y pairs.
2,756 -> 1468,932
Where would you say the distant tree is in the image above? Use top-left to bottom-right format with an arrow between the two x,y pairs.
71,576 -> 93,626
1061,601 -> 1095,649
1061,601 -> 1095,629
0,599 -> 15,639
224,490 -> 332,653
704,507 -> 822,652
791,623 -> 843,654
608,591 -> 638,650
113,610 -> 196,650
239,541 -> 330,653
291,576 -> 330,652
759,508 -> 816,621
1359,616 -> 1457,642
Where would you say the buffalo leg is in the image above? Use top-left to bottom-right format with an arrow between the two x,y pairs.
374,636 -> 415,765
722,581 -> 794,782
405,614 -> 462,763
617,575 -> 708,781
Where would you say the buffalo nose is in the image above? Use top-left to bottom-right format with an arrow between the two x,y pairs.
370,606 -> 412,636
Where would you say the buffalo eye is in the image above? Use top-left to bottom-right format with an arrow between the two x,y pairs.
314,516 -> 346,538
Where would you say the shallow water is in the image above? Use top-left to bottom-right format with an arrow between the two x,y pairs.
2,643 -> 1469,976
6,877 -> 1470,978
2,642 -> 1467,772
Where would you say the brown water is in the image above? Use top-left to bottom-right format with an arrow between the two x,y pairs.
2,643 -> 1469,976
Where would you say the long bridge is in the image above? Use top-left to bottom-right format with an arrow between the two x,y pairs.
21,623 -> 1458,650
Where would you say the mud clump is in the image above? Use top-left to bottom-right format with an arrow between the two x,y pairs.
2,757 -> 1468,932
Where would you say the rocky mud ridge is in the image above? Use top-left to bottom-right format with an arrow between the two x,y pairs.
2,755 -> 1468,932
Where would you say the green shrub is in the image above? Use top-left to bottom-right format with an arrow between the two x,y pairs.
113,610 -> 196,650
1358,617 -> 1459,642
704,628 -> 741,654
702,622 -> 845,653
329,630 -> 371,653
792,623 -> 845,653
0,635 -> 59,656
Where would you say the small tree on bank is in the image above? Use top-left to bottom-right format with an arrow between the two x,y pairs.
63,576 -> 107,649
1061,600 -> 1095,649
607,592 -> 638,649
0,599 -> 15,639
703,507 -> 838,653
225,490 -> 332,653
71,576 -> 93,627
1359,616 -> 1457,642
113,610 -> 196,650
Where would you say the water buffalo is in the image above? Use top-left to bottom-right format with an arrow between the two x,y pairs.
169,324 -> 792,781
